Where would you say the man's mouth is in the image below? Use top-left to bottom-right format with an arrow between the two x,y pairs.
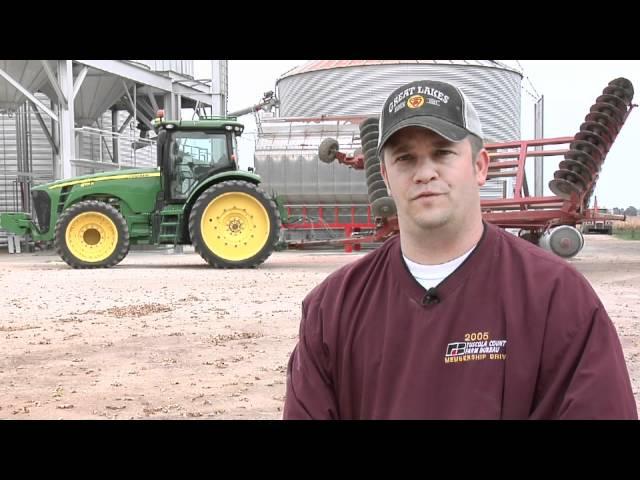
413,191 -> 443,200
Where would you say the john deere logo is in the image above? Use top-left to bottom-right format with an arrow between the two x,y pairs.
407,95 -> 425,109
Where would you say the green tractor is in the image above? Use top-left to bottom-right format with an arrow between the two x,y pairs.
0,115 -> 281,269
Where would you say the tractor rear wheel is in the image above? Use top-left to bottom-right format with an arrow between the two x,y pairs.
188,180 -> 281,268
54,200 -> 130,268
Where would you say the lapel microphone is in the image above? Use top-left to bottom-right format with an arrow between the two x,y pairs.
422,287 -> 440,305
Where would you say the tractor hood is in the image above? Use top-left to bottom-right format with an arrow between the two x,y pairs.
37,167 -> 161,191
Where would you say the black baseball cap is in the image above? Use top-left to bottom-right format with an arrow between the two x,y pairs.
377,80 -> 484,156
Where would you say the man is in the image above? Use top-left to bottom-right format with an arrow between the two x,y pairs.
283,79 -> 637,419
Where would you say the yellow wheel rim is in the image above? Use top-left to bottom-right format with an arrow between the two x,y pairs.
65,212 -> 118,263
200,192 -> 271,262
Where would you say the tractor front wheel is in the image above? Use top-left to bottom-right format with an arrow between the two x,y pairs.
188,180 -> 281,268
54,200 -> 130,269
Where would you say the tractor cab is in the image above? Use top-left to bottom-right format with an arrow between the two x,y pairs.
153,112 -> 244,202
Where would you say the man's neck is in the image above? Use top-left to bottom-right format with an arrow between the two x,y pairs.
400,216 -> 484,265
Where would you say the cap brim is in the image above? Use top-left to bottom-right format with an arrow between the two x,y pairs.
376,116 -> 470,157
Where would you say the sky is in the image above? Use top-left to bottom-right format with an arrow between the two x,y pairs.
192,60 -> 640,210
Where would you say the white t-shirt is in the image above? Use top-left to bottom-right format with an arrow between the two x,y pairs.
402,244 -> 476,291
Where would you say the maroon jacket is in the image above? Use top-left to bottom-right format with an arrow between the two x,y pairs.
284,222 -> 637,419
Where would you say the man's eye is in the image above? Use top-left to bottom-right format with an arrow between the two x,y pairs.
395,154 -> 412,162
437,149 -> 455,156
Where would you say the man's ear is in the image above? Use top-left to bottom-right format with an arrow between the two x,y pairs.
475,149 -> 490,187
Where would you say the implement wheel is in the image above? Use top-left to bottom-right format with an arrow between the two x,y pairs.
318,138 -> 339,164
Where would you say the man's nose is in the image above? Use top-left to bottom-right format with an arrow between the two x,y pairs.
413,156 -> 438,183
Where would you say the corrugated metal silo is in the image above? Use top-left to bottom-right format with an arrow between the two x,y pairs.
276,60 -> 521,142
255,60 -> 522,215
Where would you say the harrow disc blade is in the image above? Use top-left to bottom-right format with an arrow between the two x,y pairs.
584,111 -> 620,136
595,93 -> 628,112
554,168 -> 589,190
590,101 -> 626,123
579,121 -> 614,146
549,177 -> 583,199
574,130 -> 610,154
564,148 -> 601,174
603,84 -> 633,104
559,158 -> 594,183
360,130 -> 380,146
371,196 -> 397,218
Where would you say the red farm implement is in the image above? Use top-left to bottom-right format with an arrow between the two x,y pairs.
282,77 -> 634,258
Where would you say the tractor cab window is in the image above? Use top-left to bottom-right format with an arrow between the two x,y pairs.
232,133 -> 239,166
169,132 -> 232,199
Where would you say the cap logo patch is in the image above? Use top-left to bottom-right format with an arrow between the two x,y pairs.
407,95 -> 425,109
378,80 -> 484,154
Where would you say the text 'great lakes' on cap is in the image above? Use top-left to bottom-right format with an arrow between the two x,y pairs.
377,80 -> 484,156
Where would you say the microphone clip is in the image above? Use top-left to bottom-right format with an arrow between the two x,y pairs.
422,287 -> 440,305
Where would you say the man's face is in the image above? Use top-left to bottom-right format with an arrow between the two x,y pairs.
380,126 -> 489,233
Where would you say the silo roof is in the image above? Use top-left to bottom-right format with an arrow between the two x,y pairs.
278,60 -> 522,81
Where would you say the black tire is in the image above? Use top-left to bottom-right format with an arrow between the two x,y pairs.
54,199 -> 130,269
188,180 -> 281,268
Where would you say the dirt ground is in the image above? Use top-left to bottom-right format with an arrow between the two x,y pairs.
1,235 -> 639,419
